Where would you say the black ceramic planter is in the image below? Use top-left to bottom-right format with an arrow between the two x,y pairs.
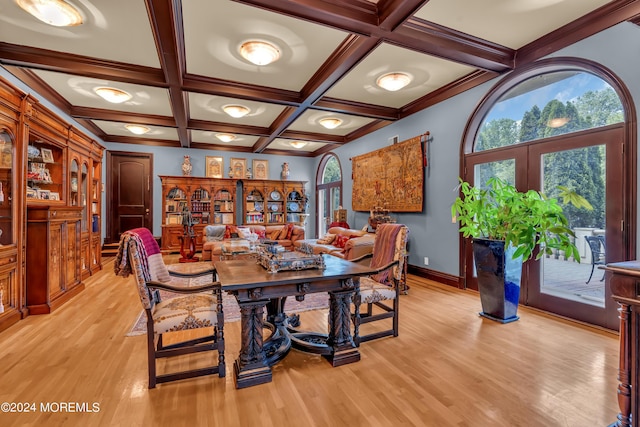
472,238 -> 523,323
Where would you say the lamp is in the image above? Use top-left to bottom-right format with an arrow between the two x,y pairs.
289,141 -> 307,149
547,117 -> 570,128
223,104 -> 250,118
17,0 -> 83,27
94,87 -> 132,104
125,124 -> 150,135
239,41 -> 281,66
319,118 -> 342,129
376,72 -> 412,91
215,133 -> 236,142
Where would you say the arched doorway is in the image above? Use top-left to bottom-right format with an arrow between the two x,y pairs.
460,58 -> 636,329
316,154 -> 343,237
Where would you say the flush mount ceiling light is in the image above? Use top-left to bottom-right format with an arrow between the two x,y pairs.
17,0 -> 83,27
222,104 -> 250,118
547,117 -> 570,128
239,41 -> 281,66
215,133 -> 236,142
319,118 -> 343,129
94,87 -> 132,104
125,124 -> 150,135
376,72 -> 412,92
289,141 -> 307,149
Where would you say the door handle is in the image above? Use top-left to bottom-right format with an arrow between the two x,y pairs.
145,209 -> 150,215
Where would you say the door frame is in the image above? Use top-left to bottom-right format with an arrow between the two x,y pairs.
105,151 -> 153,244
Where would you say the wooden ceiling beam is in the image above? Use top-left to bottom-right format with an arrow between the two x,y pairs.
146,0 -> 190,147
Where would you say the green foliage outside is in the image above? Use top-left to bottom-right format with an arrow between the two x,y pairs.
475,87 -> 622,230
322,156 -> 341,184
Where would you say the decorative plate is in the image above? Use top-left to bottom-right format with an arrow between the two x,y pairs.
270,204 -> 279,211
254,202 -> 263,212
270,191 -> 281,200
288,202 -> 299,212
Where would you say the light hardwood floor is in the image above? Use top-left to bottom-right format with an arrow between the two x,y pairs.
0,257 -> 620,426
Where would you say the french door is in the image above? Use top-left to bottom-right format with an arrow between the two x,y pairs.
463,125 -> 625,329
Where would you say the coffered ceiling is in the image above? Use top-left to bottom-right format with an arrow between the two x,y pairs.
0,0 -> 638,156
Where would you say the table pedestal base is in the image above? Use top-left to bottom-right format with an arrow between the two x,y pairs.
234,360 -> 271,389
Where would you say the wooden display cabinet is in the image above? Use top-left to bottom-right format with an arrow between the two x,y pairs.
0,126 -> 21,332
26,137 -> 64,204
242,180 -> 307,226
159,176 -> 238,252
26,206 -> 83,314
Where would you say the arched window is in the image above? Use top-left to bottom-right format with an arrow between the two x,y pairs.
460,57 -> 635,330
316,154 -> 342,237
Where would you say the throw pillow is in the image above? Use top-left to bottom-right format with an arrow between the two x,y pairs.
224,225 -> 238,239
334,234 -> 350,249
237,227 -> 252,239
254,228 -> 266,239
276,225 -> 289,240
204,225 -> 225,242
285,223 -> 295,240
317,233 -> 336,245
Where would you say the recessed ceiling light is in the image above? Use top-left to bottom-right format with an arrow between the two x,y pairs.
125,124 -> 150,135
376,72 -> 412,91
289,141 -> 307,149
94,87 -> 132,104
215,133 -> 236,142
319,118 -> 343,129
17,0 -> 83,27
239,41 -> 281,66
222,104 -> 250,118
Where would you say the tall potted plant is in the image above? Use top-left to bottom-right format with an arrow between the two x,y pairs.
451,177 -> 591,323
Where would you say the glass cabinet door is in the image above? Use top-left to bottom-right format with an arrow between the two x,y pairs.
70,159 -> 79,206
0,131 -> 13,245
81,163 -> 88,231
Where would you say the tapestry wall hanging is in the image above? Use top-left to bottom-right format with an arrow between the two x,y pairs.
351,133 -> 427,212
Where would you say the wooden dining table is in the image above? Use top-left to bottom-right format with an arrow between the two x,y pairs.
214,254 -> 376,389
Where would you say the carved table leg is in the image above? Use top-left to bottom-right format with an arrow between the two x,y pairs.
324,278 -> 360,367
610,302 -> 632,427
234,300 -> 272,389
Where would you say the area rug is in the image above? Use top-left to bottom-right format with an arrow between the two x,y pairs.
126,290 -> 329,337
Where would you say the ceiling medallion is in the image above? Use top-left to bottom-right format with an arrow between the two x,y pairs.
215,133 -> 236,142
17,0 -> 83,27
239,41 -> 281,66
125,124 -> 150,135
319,117 -> 342,129
222,104 -> 250,118
376,72 -> 412,91
289,141 -> 307,149
94,87 -> 132,104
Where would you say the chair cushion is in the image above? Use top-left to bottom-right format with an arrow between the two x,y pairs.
359,277 -> 396,304
152,294 -> 218,333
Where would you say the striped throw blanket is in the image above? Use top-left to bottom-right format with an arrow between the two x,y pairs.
370,223 -> 404,286
114,228 -> 170,283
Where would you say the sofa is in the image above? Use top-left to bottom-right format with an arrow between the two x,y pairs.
201,224 -> 305,261
293,226 -> 375,260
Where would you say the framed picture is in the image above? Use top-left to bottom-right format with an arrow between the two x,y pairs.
205,156 -> 223,178
49,192 -> 60,201
37,189 -> 51,200
252,159 -> 269,180
41,148 -> 54,163
230,158 -> 246,179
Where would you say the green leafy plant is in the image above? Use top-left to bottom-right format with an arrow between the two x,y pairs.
451,177 -> 592,262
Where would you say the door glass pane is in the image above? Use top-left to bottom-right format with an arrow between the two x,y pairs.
472,159 -> 516,278
0,131 -> 12,245
474,159 -> 515,187
539,145 -> 606,307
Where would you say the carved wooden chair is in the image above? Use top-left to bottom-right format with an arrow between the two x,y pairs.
350,223 -> 409,344
114,227 -> 225,388
585,235 -> 606,284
